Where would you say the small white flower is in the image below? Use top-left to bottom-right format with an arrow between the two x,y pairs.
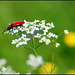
34,27 -> 39,31
39,23 -> 45,28
43,32 -> 46,35
30,22 -> 34,25
24,20 -> 30,24
12,39 -> 19,45
55,35 -> 58,39
21,34 -> 27,40
13,30 -> 18,33
43,29 -> 48,33
46,23 -> 50,26
22,41 -> 27,45
39,36 -> 46,43
51,33 -> 56,38
18,38 -> 21,41
34,20 -> 39,23
12,40 -> 16,44
15,39 -> 19,43
18,42 -> 23,45
45,39 -> 51,45
24,20 -> 27,23
45,26 -> 51,30
41,20 -> 46,23
56,43 -> 60,48
23,23 -> 29,27
50,22 -> 55,28
16,44 -> 19,48
30,30 -> 34,34
19,27 -> 25,32
25,38 -> 31,41
64,30 -> 69,34
17,26 -> 21,29
22,34 -> 26,37
39,37 -> 51,45
47,32 -> 52,38
34,33 -> 42,38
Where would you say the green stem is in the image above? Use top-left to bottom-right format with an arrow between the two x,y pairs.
54,31 -> 64,42
52,64 -> 57,72
32,36 -> 48,74
59,31 -> 63,37
35,42 -> 44,50
50,32 -> 63,74
33,49 -> 38,57
50,45 -> 54,74
41,62 -> 49,74
33,48 -> 48,74
33,34 -> 35,49
27,44 -> 34,50
16,33 -> 20,38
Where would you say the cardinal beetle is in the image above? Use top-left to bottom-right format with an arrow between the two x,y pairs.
2,21 -> 25,34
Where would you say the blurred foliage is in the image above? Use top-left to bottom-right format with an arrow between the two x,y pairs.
0,1 -> 75,74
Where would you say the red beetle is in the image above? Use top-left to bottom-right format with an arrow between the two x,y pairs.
7,21 -> 25,30
2,21 -> 25,34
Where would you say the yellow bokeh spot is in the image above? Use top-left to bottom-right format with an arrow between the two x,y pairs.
64,32 -> 75,47
38,62 -> 57,74
67,70 -> 75,74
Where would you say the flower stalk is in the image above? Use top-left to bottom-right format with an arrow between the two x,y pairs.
32,36 -> 48,74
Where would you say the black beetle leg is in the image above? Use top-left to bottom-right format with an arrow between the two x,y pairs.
11,27 -> 13,33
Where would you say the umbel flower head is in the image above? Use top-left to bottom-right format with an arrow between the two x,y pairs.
5,20 -> 59,48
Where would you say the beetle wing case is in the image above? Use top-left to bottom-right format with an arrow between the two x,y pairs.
11,21 -> 25,26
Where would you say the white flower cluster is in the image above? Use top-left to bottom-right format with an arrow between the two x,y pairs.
64,30 -> 69,34
0,59 -> 19,74
5,20 -> 59,47
26,54 -> 44,68
12,34 -> 31,47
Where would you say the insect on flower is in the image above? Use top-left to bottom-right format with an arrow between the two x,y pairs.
2,21 -> 25,34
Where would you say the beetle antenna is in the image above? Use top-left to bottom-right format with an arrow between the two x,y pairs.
2,28 -> 7,34
0,28 -> 7,38
0,28 -> 7,37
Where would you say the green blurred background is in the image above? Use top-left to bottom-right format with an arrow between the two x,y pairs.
0,1 -> 75,74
